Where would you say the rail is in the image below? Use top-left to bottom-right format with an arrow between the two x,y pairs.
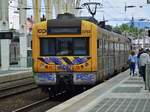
12,97 -> 50,112
0,76 -> 38,98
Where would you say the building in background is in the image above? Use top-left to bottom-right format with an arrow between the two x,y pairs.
132,37 -> 150,49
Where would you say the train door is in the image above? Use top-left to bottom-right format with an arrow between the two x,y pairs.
101,37 -> 105,80
97,36 -> 104,81
107,34 -> 111,77
104,34 -> 109,79
115,42 -> 119,72
102,32 -> 107,80
118,42 -> 122,71
0,42 -> 1,67
113,42 -> 115,74
101,38 -> 104,79
109,41 -> 114,76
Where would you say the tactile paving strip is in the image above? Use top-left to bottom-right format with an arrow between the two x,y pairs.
112,87 -> 142,93
123,81 -> 144,84
89,98 -> 150,112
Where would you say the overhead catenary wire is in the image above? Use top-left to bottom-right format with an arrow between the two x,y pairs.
8,0 -> 150,22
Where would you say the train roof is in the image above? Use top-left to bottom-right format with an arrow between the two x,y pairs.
77,16 -> 98,24
100,27 -> 131,42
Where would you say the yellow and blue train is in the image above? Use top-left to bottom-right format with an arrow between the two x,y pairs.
32,13 -> 131,95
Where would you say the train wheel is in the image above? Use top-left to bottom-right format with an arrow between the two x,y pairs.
48,87 -> 56,98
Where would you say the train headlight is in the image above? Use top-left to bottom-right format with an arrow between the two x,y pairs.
35,73 -> 56,85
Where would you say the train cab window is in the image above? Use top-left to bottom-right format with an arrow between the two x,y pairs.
56,38 -> 89,56
40,38 -> 56,56
73,38 -> 89,56
56,38 -> 72,55
40,37 -> 89,56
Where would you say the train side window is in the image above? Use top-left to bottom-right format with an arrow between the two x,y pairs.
98,39 -> 103,56
115,43 -> 118,51
31,40 -> 32,49
117,43 -> 119,51
120,43 -> 122,51
99,39 -> 103,49
109,42 -> 113,55
103,39 -> 106,55
122,44 -> 124,52
40,38 -> 56,56
73,38 -> 89,56
105,41 -> 109,55
97,39 -> 100,48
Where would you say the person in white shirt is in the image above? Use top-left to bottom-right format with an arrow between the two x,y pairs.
139,49 -> 150,82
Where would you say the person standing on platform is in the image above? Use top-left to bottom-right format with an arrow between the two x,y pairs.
128,51 -> 137,76
137,48 -> 144,68
139,49 -> 150,82
137,48 -> 144,76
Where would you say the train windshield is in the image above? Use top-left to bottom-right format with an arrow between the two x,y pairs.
40,37 -> 89,56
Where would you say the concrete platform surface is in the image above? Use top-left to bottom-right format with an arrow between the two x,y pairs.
47,70 -> 150,112
0,69 -> 32,83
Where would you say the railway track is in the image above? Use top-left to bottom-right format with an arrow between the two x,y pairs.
0,72 -> 85,112
11,88 -> 80,112
0,76 -> 38,98
12,97 -> 50,112
12,91 -> 70,112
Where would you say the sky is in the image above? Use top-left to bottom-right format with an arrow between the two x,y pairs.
80,0 -> 150,25
9,0 -> 150,29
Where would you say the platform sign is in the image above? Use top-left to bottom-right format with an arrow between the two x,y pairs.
0,32 -> 13,39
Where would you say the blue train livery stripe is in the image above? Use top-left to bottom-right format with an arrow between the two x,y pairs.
38,57 -> 91,66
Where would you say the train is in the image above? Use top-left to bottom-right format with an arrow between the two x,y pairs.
32,13 -> 131,96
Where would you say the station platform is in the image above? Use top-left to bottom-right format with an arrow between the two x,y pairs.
0,69 -> 32,83
0,66 -> 32,76
47,70 -> 150,112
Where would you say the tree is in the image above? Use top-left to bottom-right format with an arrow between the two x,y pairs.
114,24 -> 142,38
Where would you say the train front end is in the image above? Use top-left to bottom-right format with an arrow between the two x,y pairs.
32,15 -> 97,89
